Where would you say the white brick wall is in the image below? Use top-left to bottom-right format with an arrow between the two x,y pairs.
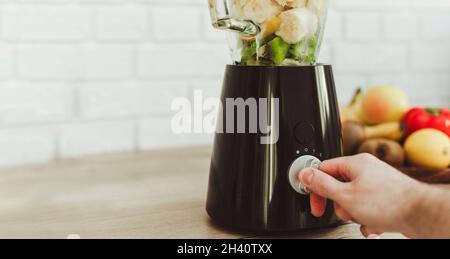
0,0 -> 448,167
58,120 -> 135,158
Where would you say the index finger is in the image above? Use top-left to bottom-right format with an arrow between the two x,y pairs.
319,155 -> 361,181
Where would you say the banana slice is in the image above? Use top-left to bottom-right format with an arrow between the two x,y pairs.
275,8 -> 318,44
241,0 -> 283,24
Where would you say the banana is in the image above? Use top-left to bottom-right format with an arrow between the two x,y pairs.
340,88 -> 364,123
364,121 -> 405,141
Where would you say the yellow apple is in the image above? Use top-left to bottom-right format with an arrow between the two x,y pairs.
362,85 -> 409,124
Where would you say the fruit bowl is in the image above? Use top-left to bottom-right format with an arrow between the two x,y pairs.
397,167 -> 450,184
341,87 -> 450,184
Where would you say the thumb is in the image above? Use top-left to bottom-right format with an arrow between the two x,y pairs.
299,168 -> 347,202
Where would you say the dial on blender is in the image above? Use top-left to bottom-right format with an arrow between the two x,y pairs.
206,0 -> 343,232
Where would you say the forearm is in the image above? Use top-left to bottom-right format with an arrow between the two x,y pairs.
402,183 -> 450,238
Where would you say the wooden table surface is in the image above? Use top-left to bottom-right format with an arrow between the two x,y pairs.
0,146 -> 406,239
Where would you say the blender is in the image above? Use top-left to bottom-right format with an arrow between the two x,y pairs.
206,0 -> 343,232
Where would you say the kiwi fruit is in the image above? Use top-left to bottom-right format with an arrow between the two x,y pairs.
358,138 -> 405,166
258,37 -> 290,65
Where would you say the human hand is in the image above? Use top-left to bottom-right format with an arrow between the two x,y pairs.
298,153 -> 424,237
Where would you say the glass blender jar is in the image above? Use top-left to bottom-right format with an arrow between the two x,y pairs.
206,0 -> 343,232
208,0 -> 329,66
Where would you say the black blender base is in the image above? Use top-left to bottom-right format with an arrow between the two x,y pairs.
206,65 -> 343,232
207,205 -> 342,234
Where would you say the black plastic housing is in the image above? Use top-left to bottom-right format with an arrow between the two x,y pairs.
206,65 -> 343,232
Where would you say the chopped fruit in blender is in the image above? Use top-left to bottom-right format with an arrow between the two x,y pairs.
233,0 -> 283,24
258,37 -> 290,65
241,41 -> 257,64
276,8 -> 318,44
276,0 -> 308,8
289,36 -> 318,63
261,16 -> 281,38
223,0 -> 328,66
275,0 -> 290,6
289,41 -> 307,59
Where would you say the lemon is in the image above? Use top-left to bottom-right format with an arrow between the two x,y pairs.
404,129 -> 450,169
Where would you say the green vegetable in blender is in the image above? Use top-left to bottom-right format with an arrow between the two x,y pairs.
241,41 -> 257,64
308,36 -> 318,49
258,36 -> 290,65
289,41 -> 306,59
269,37 -> 290,64
306,36 -> 318,63
289,36 -> 318,64
240,34 -> 319,65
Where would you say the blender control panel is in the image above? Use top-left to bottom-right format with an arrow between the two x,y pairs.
293,122 -> 323,159
294,122 -> 315,144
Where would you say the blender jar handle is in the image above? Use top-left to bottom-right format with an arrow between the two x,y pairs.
208,0 -> 259,36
